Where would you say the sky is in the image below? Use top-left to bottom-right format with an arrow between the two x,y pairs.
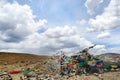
0,0 -> 120,55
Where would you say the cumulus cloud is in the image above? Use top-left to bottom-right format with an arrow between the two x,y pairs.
108,47 -> 120,53
1,1 -> 93,55
44,25 -> 77,38
0,0 -> 7,6
85,0 -> 104,15
79,19 -> 87,25
97,31 -> 110,39
0,0 -> 112,55
0,24 -> 95,55
88,0 -> 120,32
94,45 -> 106,49
86,27 -> 96,32
0,1 -> 47,42
18,26 -> 93,54
89,45 -> 106,55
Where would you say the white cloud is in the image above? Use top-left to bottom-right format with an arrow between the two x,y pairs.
0,0 -> 7,6
44,25 -> 77,38
95,45 -> 106,49
89,45 -> 107,55
85,0 -> 104,15
1,1 -> 93,55
1,0 -> 118,55
107,47 -> 120,53
88,0 -> 120,32
86,27 -> 96,32
0,1 -> 47,42
0,24 -> 95,55
18,26 -> 93,54
97,31 -> 110,39
79,19 -> 87,25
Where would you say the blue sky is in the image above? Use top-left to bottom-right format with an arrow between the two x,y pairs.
0,0 -> 119,55
8,0 -> 109,26
19,0 -> 89,26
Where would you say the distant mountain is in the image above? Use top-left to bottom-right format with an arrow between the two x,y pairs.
100,53 -> 120,56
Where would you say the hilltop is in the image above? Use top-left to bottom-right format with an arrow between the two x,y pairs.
0,52 -> 49,65
100,53 -> 120,56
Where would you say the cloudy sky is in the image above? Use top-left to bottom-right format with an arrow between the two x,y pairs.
0,0 -> 120,55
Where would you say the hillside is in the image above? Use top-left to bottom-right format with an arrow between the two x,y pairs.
0,52 -> 49,65
0,52 -> 50,72
100,53 -> 120,56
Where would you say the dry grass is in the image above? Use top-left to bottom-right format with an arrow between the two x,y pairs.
0,52 -> 49,71
0,52 -> 49,64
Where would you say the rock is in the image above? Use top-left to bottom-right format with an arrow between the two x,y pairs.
94,73 -> 98,76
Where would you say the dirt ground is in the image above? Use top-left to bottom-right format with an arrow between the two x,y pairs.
1,71 -> 119,80
0,52 -> 120,80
